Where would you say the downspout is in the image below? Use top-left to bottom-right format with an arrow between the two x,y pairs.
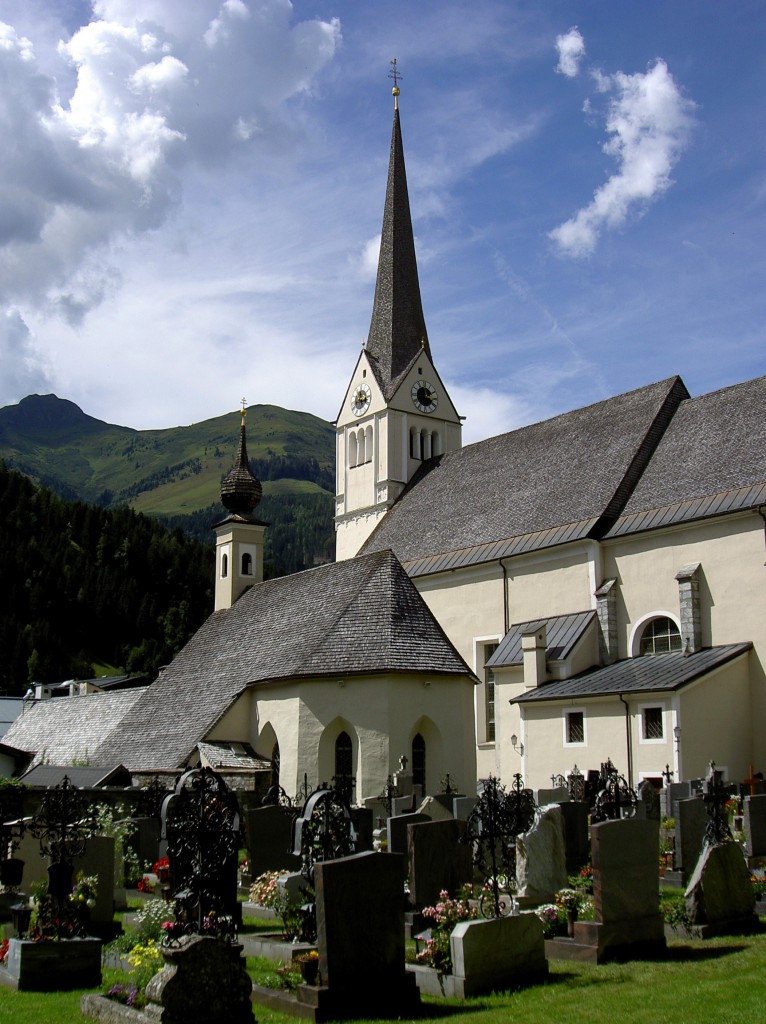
619,693 -> 633,788
499,559 -> 509,635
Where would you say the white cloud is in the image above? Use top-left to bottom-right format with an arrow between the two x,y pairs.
360,236 -> 381,281
550,59 -> 695,258
555,26 -> 585,78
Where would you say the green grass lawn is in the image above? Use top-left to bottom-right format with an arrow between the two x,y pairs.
2,928 -> 763,1024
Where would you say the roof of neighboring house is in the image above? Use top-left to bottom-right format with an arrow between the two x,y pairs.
605,375 -> 766,538
512,643 -> 752,703
2,688 -> 147,768
362,376 -> 689,572
19,764 -> 132,788
91,549 -> 474,772
487,611 -> 597,668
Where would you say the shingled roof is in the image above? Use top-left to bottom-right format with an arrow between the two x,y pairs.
91,549 -> 473,772
363,376 -> 689,570
605,375 -> 766,538
2,688 -> 146,768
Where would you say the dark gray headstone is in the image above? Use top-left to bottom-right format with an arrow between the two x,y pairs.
676,797 -> 707,879
744,794 -> 766,858
592,818 -> 660,925
558,800 -> 590,874
122,817 -> 161,873
662,781 -> 691,819
350,806 -> 374,852
452,796 -> 477,821
75,835 -> 115,928
314,851 -> 419,1014
244,805 -> 300,877
387,812 -> 430,855
536,786 -> 569,805
407,819 -> 472,908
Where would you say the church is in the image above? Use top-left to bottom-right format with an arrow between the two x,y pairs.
5,83 -> 765,800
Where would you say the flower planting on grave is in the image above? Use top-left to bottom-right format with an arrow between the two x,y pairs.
415,885 -> 480,973
249,868 -> 312,940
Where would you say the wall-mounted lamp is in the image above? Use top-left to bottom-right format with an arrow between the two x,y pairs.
337,679 -> 346,688
423,680 -> 431,688
673,725 -> 681,753
510,734 -> 524,757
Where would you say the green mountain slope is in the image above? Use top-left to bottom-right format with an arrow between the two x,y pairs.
0,394 -> 336,574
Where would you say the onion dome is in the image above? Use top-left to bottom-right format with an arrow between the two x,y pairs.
220,404 -> 262,515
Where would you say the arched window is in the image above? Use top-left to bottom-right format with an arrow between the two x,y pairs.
271,742 -> 280,788
410,427 -> 419,460
335,731 -> 353,777
221,552 -> 228,578
365,425 -> 373,464
241,552 -> 253,576
349,432 -> 358,468
412,733 -> 426,791
431,431 -> 441,457
421,429 -> 431,460
356,428 -> 365,465
639,616 -> 682,656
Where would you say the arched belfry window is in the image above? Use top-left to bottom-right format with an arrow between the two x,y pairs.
410,427 -> 419,460
412,733 -> 426,791
241,552 -> 253,576
431,431 -> 441,457
221,552 -> 228,578
639,616 -> 682,656
365,425 -> 373,464
349,432 -> 358,468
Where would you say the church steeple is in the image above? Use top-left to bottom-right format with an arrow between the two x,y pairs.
213,401 -> 266,610
366,63 -> 431,397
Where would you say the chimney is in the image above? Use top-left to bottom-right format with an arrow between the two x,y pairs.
595,578 -> 618,665
675,563 -> 702,653
522,624 -> 547,689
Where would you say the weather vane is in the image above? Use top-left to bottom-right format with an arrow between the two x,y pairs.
388,58 -> 401,108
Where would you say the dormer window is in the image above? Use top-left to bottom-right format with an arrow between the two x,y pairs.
639,617 -> 682,656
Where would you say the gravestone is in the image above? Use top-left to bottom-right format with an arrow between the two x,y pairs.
305,851 -> 420,1018
547,818 -> 665,963
407,819 -> 472,909
452,796 -> 477,820
387,812 -> 430,855
245,805 -> 300,877
349,806 -> 374,851
449,914 -> 547,996
744,794 -> 766,862
685,841 -> 757,937
516,804 -> 568,906
665,796 -> 707,886
122,816 -> 161,872
662,781 -> 691,820
636,780 -> 661,821
535,786 -> 569,806
415,796 -> 454,822
558,801 -> 590,874
74,835 -> 116,936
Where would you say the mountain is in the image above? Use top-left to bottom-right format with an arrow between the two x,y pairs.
0,394 -> 336,574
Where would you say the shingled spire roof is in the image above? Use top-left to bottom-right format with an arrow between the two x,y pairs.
220,404 -> 262,516
366,89 -> 431,399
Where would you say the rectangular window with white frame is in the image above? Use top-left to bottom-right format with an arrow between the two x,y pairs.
474,638 -> 499,745
564,708 -> 586,746
640,704 -> 665,743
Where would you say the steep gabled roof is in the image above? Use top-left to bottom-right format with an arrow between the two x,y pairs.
362,376 -> 688,570
365,104 -> 431,400
91,549 -> 473,771
512,643 -> 752,703
2,689 -> 146,768
605,375 -> 766,538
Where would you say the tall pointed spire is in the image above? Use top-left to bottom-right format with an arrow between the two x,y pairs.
365,63 -> 431,398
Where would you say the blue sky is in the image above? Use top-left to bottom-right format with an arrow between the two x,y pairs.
0,1 -> 764,443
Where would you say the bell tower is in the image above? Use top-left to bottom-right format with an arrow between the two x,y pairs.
335,63 -> 461,561
213,400 -> 267,611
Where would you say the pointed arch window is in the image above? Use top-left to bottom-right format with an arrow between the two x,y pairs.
271,742 -> 280,788
412,733 -> 426,791
335,731 -> 353,778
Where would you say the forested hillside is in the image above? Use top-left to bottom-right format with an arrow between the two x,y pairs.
0,462 -> 214,694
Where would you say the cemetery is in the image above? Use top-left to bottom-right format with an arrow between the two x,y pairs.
0,758 -> 765,1023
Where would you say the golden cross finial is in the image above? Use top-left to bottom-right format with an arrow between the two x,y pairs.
240,397 -> 247,423
389,58 -> 401,109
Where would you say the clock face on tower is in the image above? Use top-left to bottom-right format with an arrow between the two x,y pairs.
351,382 -> 371,416
411,379 -> 438,413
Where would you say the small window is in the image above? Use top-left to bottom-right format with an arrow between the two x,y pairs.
566,710 -> 585,745
639,617 -> 682,656
241,552 -> 253,576
643,706 -> 664,740
412,733 -> 426,790
335,731 -> 352,778
484,643 -> 498,743
221,552 -> 228,579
